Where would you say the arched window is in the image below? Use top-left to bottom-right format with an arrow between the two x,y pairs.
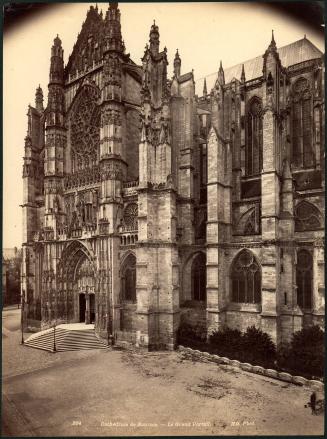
121,254 -> 136,302
231,249 -> 261,303
296,249 -> 312,309
123,203 -> 138,231
292,78 -> 314,168
246,98 -> 263,176
191,253 -> 206,301
295,201 -> 322,232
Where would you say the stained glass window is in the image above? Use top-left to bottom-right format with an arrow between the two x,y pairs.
295,201 -> 321,231
191,253 -> 206,301
292,78 -> 314,168
246,98 -> 263,176
296,249 -> 312,309
231,249 -> 261,303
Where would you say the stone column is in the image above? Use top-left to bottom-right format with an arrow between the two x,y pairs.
85,290 -> 90,324
260,107 -> 279,345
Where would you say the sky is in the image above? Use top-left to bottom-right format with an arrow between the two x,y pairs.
3,2 -> 324,248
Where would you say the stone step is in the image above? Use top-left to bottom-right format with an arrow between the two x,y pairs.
24,325 -> 108,352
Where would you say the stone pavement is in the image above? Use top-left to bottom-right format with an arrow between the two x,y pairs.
2,308 -> 324,437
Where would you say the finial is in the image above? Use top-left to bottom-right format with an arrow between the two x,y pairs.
218,60 -> 225,85
271,29 -> 276,46
35,85 -> 44,111
173,50 -> 181,77
304,33 -> 306,39
54,34 -> 61,46
203,78 -> 207,96
241,63 -> 246,82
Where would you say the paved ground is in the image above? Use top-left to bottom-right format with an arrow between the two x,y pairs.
2,308 -> 324,437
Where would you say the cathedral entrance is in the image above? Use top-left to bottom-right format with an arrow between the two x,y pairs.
79,293 -> 95,324
60,241 -> 97,324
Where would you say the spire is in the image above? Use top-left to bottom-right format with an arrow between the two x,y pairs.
268,29 -> 277,51
149,19 -> 160,56
49,35 -> 64,84
263,29 -> 280,78
35,85 -> 44,111
241,64 -> 246,83
203,78 -> 207,96
218,60 -> 225,85
174,49 -> 181,78
104,2 -> 124,52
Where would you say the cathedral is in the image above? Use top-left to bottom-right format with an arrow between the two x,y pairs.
21,3 -> 325,350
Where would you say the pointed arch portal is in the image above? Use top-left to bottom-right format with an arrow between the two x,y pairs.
59,241 -> 96,324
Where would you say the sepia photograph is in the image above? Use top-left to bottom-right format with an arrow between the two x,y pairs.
2,1 -> 325,436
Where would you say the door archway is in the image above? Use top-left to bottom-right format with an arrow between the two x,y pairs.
59,241 -> 96,324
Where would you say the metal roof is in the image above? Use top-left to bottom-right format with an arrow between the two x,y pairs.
196,37 -> 323,96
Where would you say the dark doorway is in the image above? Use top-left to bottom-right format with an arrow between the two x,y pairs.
90,294 -> 95,323
79,293 -> 86,322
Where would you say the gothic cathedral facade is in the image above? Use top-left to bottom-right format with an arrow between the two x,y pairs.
22,3 -> 325,350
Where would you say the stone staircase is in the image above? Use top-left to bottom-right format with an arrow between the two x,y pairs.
24,324 -> 108,352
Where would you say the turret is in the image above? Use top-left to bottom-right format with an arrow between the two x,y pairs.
262,30 -> 283,121
35,85 -> 44,112
140,19 -> 170,185
263,30 -> 280,81
212,61 -> 225,135
149,20 -> 160,56
46,35 -> 65,128
44,34 -> 66,236
99,2 -> 126,233
174,49 -> 181,78
49,35 -> 64,84
104,2 -> 124,53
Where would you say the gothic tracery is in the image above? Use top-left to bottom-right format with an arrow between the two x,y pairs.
70,85 -> 100,172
